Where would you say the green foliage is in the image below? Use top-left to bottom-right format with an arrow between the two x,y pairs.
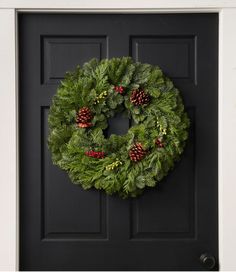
48,57 -> 190,198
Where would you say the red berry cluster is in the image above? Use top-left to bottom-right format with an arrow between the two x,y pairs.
155,138 -> 164,148
85,150 -> 105,159
114,85 -> 124,94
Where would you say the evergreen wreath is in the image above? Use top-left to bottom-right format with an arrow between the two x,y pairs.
48,57 -> 190,198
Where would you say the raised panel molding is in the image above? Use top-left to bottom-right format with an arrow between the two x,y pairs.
41,36 -> 108,84
41,107 -> 108,240
130,108 -> 196,240
130,36 -> 197,84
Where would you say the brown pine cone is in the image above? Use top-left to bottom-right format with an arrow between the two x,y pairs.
129,143 -> 147,162
76,107 -> 93,128
130,89 -> 150,106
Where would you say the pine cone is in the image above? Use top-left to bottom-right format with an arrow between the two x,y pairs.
130,89 -> 150,106
155,138 -> 164,148
129,143 -> 147,162
76,107 -> 93,128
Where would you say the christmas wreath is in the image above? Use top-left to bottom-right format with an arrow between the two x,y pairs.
48,57 -> 190,198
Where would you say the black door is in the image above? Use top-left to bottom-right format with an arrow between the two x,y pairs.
19,14 -> 218,271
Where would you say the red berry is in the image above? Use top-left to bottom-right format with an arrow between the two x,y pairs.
85,150 -> 105,159
114,85 -> 124,94
155,138 -> 164,148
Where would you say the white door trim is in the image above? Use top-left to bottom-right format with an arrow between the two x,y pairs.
1,2 -> 236,271
1,0 -> 236,9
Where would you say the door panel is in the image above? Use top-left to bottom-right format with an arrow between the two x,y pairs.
42,36 -> 107,84
19,14 -> 218,270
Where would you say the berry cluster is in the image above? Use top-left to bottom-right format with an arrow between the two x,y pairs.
85,150 -> 105,159
156,121 -> 167,135
155,138 -> 164,148
94,90 -> 108,104
106,159 -> 123,171
114,85 -> 125,94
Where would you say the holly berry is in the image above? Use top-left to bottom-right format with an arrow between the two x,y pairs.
114,85 -> 125,94
85,150 -> 105,159
155,138 -> 164,148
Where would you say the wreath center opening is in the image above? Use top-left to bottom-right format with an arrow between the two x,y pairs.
106,112 -> 130,138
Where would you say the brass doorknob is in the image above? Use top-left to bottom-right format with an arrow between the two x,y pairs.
200,253 -> 216,270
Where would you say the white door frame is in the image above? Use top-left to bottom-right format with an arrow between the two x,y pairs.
1,1 -> 236,271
